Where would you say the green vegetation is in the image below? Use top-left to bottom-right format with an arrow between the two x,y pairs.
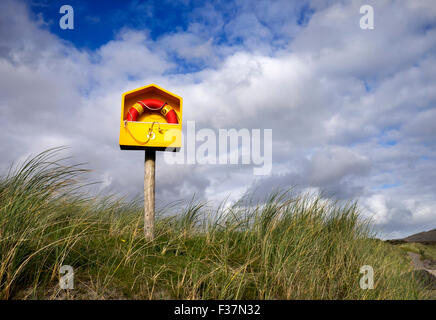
398,243 -> 436,262
0,149 -> 430,299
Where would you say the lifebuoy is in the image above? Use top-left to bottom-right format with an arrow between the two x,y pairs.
126,98 -> 178,124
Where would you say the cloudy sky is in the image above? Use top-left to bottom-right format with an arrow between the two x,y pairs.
0,0 -> 435,238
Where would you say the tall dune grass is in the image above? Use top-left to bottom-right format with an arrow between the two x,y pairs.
0,149 -> 428,299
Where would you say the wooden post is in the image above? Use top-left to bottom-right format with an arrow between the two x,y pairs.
144,149 -> 156,241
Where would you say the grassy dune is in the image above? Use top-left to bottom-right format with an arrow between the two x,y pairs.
398,243 -> 436,262
0,149 -> 429,299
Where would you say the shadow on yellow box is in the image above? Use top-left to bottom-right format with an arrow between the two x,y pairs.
119,84 -> 183,151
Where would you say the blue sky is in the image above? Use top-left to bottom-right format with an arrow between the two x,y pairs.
30,0 -> 195,49
29,0 -> 312,50
1,0 -> 436,239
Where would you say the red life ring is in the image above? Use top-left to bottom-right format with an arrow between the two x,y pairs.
126,98 -> 178,124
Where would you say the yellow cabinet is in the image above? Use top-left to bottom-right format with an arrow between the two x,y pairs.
119,84 -> 183,150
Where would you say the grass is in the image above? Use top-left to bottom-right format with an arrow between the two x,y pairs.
398,243 -> 436,262
0,148 -> 430,299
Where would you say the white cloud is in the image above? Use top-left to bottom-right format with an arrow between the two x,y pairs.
0,0 -> 435,238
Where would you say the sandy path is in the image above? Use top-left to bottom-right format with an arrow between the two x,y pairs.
408,252 -> 436,277
408,252 -> 436,299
